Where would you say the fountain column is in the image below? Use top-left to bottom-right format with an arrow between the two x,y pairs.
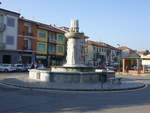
64,19 -> 85,67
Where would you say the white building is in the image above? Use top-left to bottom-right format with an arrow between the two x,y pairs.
85,40 -> 121,67
0,8 -> 20,64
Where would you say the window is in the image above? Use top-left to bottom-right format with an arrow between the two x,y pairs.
48,45 -> 55,53
24,39 -> 31,49
100,48 -> 102,52
57,46 -> 64,53
38,32 -> 46,38
6,35 -> 14,45
57,34 -> 64,41
7,17 -> 15,27
0,14 -> 4,23
97,48 -> 99,52
93,46 -> 96,50
48,32 -> 51,40
38,43 -> 45,51
24,24 -> 32,35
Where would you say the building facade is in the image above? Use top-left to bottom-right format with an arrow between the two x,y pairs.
0,8 -> 121,68
36,26 -> 48,66
17,18 -> 37,64
85,40 -> 120,68
35,23 -> 66,67
0,8 -> 20,64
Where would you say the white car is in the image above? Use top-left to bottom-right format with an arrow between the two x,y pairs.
0,64 -> 16,72
15,64 -> 27,72
0,64 -> 4,72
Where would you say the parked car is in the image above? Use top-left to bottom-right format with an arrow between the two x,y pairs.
26,64 -> 32,69
105,65 -> 117,71
15,64 -> 27,72
0,64 -> 16,72
0,64 -> 4,72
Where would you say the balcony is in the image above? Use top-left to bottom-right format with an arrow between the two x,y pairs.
56,40 -> 65,44
22,46 -> 32,51
22,32 -> 33,38
49,40 -> 57,44
49,51 -> 56,55
25,32 -> 32,36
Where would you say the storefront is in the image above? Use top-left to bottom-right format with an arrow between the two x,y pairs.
141,55 -> 150,73
48,55 -> 65,67
121,54 -> 143,74
48,55 -> 56,66
36,55 -> 47,67
0,50 -> 18,64
17,51 -> 35,64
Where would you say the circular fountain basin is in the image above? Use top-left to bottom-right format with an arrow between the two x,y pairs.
29,68 -> 115,84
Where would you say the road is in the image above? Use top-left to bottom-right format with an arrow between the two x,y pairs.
0,73 -> 150,113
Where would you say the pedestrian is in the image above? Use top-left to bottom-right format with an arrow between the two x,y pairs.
31,63 -> 34,69
125,66 -> 128,73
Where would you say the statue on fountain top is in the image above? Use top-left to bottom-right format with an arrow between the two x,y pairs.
70,19 -> 79,33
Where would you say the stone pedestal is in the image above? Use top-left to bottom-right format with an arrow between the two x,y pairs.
29,69 -> 115,83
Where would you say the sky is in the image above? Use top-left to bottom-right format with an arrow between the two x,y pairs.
1,0 -> 150,51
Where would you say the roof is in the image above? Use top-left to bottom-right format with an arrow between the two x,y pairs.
137,51 -> 150,55
121,53 -> 140,59
117,46 -> 136,53
117,46 -> 130,50
0,8 -> 20,16
19,17 -> 37,24
86,40 -> 119,50
86,40 -> 107,48
54,26 -> 69,32
38,23 -> 65,34
19,17 -> 65,34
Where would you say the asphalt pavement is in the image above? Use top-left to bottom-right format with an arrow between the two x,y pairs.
0,72 -> 150,113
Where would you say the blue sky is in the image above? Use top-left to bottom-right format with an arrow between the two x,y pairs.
1,0 -> 150,50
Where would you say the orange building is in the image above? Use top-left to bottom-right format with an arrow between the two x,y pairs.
17,17 -> 37,64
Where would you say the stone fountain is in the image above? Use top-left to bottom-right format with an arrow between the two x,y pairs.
51,19 -> 94,72
29,20 -> 115,83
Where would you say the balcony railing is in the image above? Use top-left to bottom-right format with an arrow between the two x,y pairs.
56,40 -> 65,44
24,32 -> 33,36
48,51 -> 56,55
23,46 -> 32,50
49,40 -> 57,44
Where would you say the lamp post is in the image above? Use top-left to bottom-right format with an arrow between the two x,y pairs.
116,44 -> 121,72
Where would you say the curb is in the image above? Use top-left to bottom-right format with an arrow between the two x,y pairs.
116,73 -> 150,77
0,81 -> 146,92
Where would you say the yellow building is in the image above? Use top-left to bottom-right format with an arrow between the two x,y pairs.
36,28 -> 48,65
56,33 -> 65,56
36,28 -> 48,54
34,23 -> 66,67
47,28 -> 66,66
